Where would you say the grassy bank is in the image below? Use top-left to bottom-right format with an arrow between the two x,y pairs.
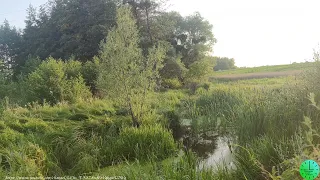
0,93 -> 181,178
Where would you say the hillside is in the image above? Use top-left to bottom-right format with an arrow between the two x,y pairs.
213,62 -> 314,75
211,62 -> 314,81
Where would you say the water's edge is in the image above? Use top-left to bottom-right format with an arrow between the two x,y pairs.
198,137 -> 234,170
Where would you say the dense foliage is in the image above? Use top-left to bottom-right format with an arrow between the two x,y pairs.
0,0 -> 218,88
0,0 -> 319,179
97,6 -> 167,127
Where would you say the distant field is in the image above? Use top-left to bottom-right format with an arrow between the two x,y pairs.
213,62 -> 314,76
210,62 -> 314,81
211,70 -> 303,81
213,75 -> 297,86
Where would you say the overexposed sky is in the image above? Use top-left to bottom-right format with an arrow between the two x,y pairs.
170,0 -> 320,67
1,0 -> 320,67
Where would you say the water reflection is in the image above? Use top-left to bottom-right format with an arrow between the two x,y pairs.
198,137 -> 234,170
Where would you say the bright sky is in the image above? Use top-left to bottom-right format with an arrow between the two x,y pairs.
1,0 -> 320,67
169,0 -> 320,67
0,0 -> 45,28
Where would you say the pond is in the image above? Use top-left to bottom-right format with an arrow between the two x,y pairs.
177,119 -> 234,170
198,137 -> 234,170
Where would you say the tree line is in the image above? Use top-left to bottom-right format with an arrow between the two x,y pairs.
0,0 -> 236,106
0,0 -> 240,127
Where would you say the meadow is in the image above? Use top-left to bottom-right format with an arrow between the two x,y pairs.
213,62 -> 314,75
2,60 -> 319,180
1,3 -> 320,180
94,66 -> 320,179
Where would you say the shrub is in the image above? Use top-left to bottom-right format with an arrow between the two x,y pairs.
63,76 -> 91,103
64,60 -> 82,79
26,58 -> 91,105
186,60 -> 213,80
160,57 -> 187,81
201,82 -> 210,91
165,110 -> 182,139
0,121 -> 6,131
195,87 -> 207,95
162,78 -> 182,89
26,58 -> 65,104
81,59 -> 100,95
186,81 -> 199,94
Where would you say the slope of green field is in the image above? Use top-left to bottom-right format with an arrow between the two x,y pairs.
213,62 -> 314,75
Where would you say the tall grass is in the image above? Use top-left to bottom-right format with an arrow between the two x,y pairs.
174,70 -> 317,179
0,98 -> 177,177
117,125 -> 177,162
98,151 -> 236,180
2,61 -> 320,179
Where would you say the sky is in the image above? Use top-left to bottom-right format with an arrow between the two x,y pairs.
1,0 -> 320,67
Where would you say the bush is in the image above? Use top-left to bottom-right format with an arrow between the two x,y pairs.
63,76 -> 91,103
162,78 -> 182,89
195,87 -> 207,95
64,60 -> 82,79
26,58 -> 91,105
0,121 -> 5,131
81,59 -> 100,95
160,57 -> 187,81
200,82 -> 210,91
186,60 -> 213,80
185,81 -> 199,94
26,58 -> 65,104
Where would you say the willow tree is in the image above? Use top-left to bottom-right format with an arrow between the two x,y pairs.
97,6 -> 167,127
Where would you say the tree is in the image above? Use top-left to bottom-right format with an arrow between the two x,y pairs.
152,11 -> 216,84
50,0 -> 117,61
175,12 -> 216,68
0,20 -> 22,75
186,56 -> 215,81
214,57 -> 236,71
124,2 -> 216,65
2,0 -> 216,86
124,0 -> 166,48
14,0 -> 117,76
160,55 -> 187,81
97,6 -> 167,127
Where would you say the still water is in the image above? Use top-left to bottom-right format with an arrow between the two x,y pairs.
198,137 -> 235,170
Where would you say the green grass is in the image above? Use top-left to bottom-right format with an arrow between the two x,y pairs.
0,97 -> 178,177
213,62 -> 314,75
175,73 -> 316,179
96,152 -> 237,180
2,63 -> 320,179
211,76 -> 297,88
96,157 -> 176,176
